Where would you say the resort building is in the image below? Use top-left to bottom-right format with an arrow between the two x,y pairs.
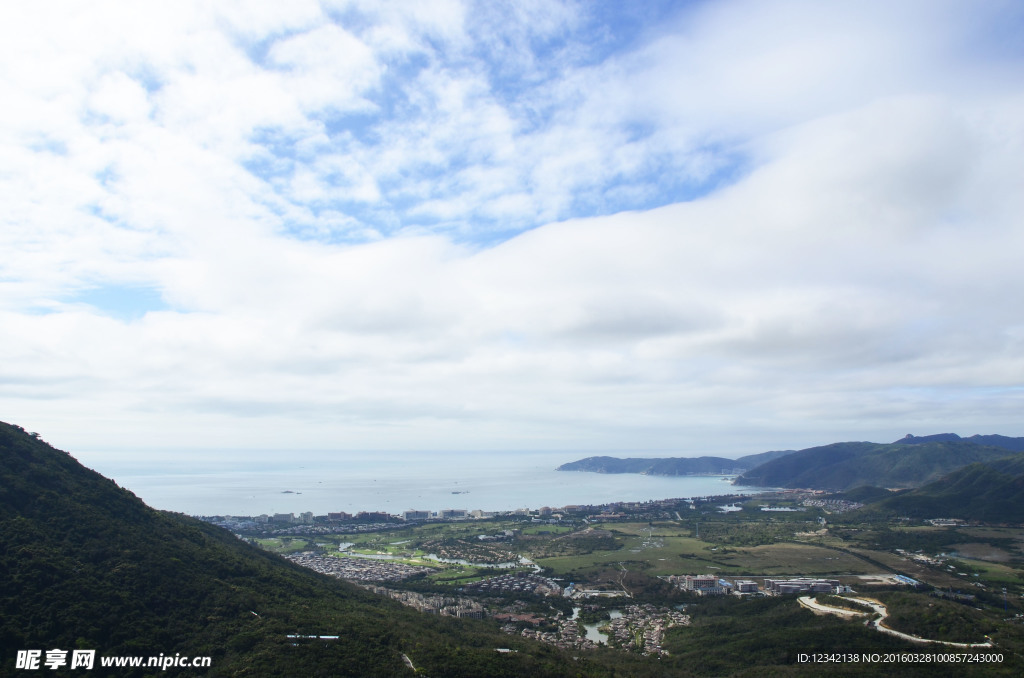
669,574 -> 726,595
763,578 -> 840,595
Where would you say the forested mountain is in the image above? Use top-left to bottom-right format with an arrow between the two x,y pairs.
0,421 -> 622,678
556,449 -> 795,475
734,438 -> 1024,492
873,453 -> 1024,522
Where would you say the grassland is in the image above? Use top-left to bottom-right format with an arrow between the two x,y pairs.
538,535 -> 879,578
946,557 -> 1023,585
527,519 -> 882,579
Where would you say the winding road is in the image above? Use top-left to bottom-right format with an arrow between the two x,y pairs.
798,596 -> 992,648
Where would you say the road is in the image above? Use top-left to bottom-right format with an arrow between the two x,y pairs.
798,596 -> 992,648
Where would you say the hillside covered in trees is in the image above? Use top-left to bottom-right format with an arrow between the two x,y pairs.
872,453 -> 1024,522
734,435 -> 1024,491
0,421 -> 632,677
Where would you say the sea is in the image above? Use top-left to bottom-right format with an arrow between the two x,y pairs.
76,449 -> 770,517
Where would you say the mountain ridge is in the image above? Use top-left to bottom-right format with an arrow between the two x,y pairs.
556,449 -> 795,475
734,435 -> 1024,491
556,434 -> 1024,494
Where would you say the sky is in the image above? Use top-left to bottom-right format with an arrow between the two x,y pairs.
2,0 -> 1024,459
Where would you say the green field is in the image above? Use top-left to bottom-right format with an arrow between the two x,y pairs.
533,523 -> 881,577
947,557 -> 1023,585
519,524 -> 574,535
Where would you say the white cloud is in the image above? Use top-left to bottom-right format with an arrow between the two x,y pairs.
1,0 -> 1022,456
268,23 -> 382,112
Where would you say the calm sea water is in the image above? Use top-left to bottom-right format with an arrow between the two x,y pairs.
80,450 -> 768,517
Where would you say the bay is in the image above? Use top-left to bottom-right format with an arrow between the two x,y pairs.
85,450 -> 768,517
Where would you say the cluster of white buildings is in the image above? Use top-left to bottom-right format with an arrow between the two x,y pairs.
604,604 -> 691,656
401,508 -> 532,521
261,512 -> 315,524
801,498 -> 864,513
763,578 -> 842,595
362,585 -> 485,619
285,552 -> 432,582
669,575 -> 842,596
462,573 -> 561,596
670,574 -> 735,595
517,616 -> 600,651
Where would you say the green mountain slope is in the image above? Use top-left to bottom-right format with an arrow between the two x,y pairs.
556,450 -> 795,475
734,440 -> 1019,491
0,421 -> 621,678
874,453 -> 1024,522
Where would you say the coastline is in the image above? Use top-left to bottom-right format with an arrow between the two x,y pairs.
96,451 -> 770,516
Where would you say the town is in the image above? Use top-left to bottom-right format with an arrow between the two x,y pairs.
200,491 -> 770,534
207,489 -> 1023,659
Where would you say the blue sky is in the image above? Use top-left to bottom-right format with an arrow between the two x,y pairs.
2,0 -> 1024,457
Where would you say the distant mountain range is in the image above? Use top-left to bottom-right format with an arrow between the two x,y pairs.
556,450 -> 796,475
558,433 -> 1024,523
557,434 -> 1024,497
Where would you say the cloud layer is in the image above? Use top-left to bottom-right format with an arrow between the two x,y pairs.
2,0 -> 1023,455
